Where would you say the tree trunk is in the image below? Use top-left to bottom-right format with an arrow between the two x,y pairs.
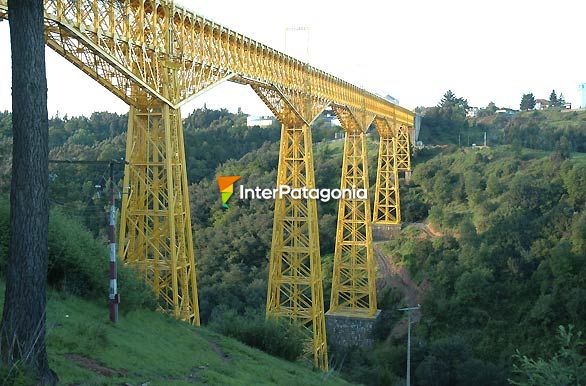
1,0 -> 57,384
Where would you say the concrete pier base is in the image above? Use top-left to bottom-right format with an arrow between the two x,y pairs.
372,223 -> 401,241
404,170 -> 412,183
325,310 -> 381,349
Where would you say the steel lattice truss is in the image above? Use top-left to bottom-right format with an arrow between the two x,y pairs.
396,125 -> 412,172
0,0 -> 415,371
255,85 -> 328,370
373,118 -> 401,224
329,106 -> 377,317
118,102 -> 199,324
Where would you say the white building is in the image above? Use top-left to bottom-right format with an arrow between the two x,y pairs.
579,83 -> 586,109
466,107 -> 480,118
246,115 -> 275,127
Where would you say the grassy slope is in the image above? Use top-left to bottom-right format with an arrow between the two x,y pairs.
0,286 -> 353,386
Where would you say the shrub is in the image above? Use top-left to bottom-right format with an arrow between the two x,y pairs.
0,198 -> 155,312
209,307 -> 306,361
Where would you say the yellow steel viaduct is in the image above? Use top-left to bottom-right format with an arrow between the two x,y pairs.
0,0 -> 414,370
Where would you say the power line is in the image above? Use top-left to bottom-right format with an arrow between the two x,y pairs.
48,158 -> 128,323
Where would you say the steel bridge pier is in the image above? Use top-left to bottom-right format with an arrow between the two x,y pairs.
329,106 -> 377,317
119,98 -> 199,326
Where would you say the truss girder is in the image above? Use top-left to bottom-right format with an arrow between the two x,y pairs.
0,0 -> 414,123
256,85 -> 328,370
329,107 -> 377,316
373,118 -> 401,224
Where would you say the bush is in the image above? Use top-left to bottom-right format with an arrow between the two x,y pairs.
209,308 -> 307,361
400,186 -> 430,223
330,344 -> 404,386
0,198 -> 155,312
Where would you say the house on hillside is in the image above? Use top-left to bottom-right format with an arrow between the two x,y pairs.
466,107 -> 480,118
319,107 -> 341,127
535,99 -> 550,110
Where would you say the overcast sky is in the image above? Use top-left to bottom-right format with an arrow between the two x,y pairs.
0,0 -> 585,117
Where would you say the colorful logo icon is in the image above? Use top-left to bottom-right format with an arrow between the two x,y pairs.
217,176 -> 241,208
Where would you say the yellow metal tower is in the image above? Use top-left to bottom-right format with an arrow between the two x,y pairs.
253,84 -> 329,370
119,100 -> 199,325
329,106 -> 377,316
396,124 -> 412,173
373,118 -> 401,224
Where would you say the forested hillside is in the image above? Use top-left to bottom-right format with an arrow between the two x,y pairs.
371,147 -> 586,385
0,105 -> 584,385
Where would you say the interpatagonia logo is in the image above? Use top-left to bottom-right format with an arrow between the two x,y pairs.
218,175 -> 367,207
217,176 -> 241,208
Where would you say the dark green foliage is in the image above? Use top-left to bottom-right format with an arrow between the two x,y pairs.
330,344 -> 404,386
0,198 -> 155,311
209,308 -> 306,361
0,366 -> 35,386
418,93 -> 586,152
372,287 -> 403,340
549,90 -> 560,108
400,185 -> 430,222
503,110 -> 586,152
3,104 -> 585,385
419,90 -> 478,145
191,137 -> 357,323
520,93 -> 536,111
0,108 -> 283,237
392,147 -> 586,385
182,108 -> 280,182
510,325 -> 586,386
415,336 -> 506,386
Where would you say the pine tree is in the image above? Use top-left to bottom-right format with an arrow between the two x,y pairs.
549,90 -> 559,107
520,93 -> 536,110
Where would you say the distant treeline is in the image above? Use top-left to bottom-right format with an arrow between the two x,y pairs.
418,91 -> 586,153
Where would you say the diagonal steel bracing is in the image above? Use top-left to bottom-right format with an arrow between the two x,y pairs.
329,106 -> 377,317
119,99 -> 199,325
253,84 -> 329,370
373,118 -> 401,224
396,124 -> 412,172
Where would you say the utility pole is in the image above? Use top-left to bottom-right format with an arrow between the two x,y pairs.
399,305 -> 421,386
108,161 -> 119,322
49,159 -> 125,322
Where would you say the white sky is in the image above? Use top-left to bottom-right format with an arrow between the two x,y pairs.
0,0 -> 585,117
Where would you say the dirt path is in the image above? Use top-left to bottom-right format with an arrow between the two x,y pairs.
65,354 -> 127,377
208,339 -> 231,362
407,222 -> 444,238
374,242 -> 429,338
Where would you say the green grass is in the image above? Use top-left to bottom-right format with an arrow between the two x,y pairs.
0,285 -> 353,386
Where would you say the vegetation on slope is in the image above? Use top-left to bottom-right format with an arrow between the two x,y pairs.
418,90 -> 586,153
0,199 -> 352,385
370,146 -> 586,385
0,285 -> 352,385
